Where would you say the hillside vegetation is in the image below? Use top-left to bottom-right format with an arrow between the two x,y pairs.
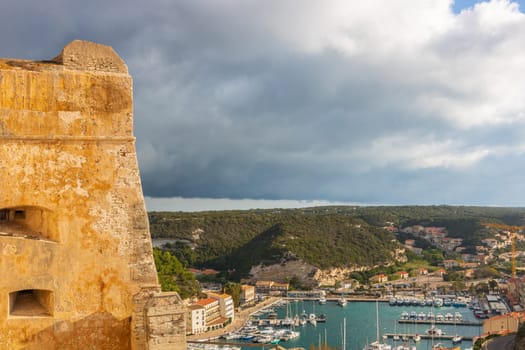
149,205 -> 525,279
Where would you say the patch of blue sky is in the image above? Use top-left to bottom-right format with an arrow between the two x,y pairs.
452,0 -> 524,13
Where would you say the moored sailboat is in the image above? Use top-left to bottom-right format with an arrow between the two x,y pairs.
363,301 -> 391,350
451,334 -> 462,344
451,311 -> 462,344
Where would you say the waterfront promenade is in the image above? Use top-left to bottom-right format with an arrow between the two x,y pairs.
187,297 -> 281,341
186,296 -> 382,341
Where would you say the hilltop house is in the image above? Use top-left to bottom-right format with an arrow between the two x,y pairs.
443,260 -> 459,269
370,274 -> 388,283
397,271 -> 409,280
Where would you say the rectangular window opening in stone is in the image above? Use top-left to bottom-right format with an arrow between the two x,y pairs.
9,289 -> 54,317
14,210 -> 26,220
0,207 -> 58,242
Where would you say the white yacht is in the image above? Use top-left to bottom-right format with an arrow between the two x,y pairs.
309,313 -> 317,326
425,326 -> 444,336
433,298 -> 444,307
452,334 -> 463,344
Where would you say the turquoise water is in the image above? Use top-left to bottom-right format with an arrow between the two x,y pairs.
242,300 -> 481,350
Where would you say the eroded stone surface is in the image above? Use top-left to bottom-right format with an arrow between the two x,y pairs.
0,41 -> 185,350
53,39 -> 128,73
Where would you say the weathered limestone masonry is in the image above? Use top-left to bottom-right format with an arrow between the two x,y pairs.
0,40 -> 186,349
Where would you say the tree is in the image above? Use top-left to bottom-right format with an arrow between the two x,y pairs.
422,248 -> 444,266
451,280 -> 466,293
488,279 -> 498,292
163,241 -> 196,267
153,248 -> 201,299
288,275 -> 311,290
474,282 -> 489,295
474,266 -> 500,279
443,271 -> 464,282
223,282 -> 241,307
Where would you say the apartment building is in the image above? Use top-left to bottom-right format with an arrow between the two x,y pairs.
208,292 -> 235,321
195,297 -> 222,330
187,304 -> 206,335
241,285 -> 256,306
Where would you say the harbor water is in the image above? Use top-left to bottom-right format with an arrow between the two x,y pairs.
233,299 -> 481,350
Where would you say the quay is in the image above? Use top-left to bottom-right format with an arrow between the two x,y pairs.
383,333 -> 474,341
187,296 -> 282,342
284,297 -> 388,302
253,318 -> 293,326
252,318 -> 327,326
188,340 -> 281,347
398,319 -> 481,326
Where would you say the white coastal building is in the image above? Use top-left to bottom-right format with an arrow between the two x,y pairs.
187,304 -> 207,335
208,292 -> 235,321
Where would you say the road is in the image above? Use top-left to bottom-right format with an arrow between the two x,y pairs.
484,334 -> 515,350
186,296 -> 280,341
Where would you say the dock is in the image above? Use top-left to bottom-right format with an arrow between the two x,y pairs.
382,333 -> 473,341
254,319 -> 291,326
188,340 -> 282,347
398,319 -> 481,326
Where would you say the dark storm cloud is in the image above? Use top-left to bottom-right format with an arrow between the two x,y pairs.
2,0 -> 525,206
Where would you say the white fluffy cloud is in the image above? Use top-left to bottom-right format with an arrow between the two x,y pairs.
128,0 -> 525,204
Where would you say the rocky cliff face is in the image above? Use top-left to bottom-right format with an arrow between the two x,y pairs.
249,260 -> 374,287
248,246 -> 407,287
312,267 -> 362,286
249,260 -> 319,287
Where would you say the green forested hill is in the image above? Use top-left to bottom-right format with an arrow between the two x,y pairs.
149,210 -> 400,275
149,205 -> 525,278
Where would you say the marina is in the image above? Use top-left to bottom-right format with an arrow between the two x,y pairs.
213,299 -> 481,350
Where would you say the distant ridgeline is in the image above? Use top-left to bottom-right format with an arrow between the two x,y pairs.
149,206 -> 525,279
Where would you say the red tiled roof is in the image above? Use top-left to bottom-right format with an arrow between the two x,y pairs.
188,304 -> 205,310
196,298 -> 218,306
207,317 -> 228,326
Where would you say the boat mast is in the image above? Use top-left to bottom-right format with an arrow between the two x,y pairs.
431,298 -> 435,347
343,317 -> 347,350
375,300 -> 380,343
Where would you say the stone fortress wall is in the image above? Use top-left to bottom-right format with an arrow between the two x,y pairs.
0,40 -> 185,349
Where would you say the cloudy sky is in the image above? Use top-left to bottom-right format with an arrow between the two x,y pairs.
2,0 -> 525,211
